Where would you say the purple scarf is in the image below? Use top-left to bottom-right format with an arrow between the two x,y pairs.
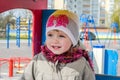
41,45 -> 94,71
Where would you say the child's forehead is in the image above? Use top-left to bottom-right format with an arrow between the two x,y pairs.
48,29 -> 64,33
47,29 -> 68,35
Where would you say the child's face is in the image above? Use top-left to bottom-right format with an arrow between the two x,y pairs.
46,30 -> 72,55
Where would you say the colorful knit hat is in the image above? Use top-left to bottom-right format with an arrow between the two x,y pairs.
46,10 -> 80,47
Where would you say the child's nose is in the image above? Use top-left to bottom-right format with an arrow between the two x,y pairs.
53,37 -> 59,43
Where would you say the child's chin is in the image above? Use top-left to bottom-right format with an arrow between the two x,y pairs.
53,52 -> 63,55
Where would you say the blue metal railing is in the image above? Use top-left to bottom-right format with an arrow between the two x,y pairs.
95,74 -> 120,80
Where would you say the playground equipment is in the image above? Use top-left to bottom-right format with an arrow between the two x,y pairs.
93,45 -> 105,74
100,22 -> 119,48
80,14 -> 118,76
6,23 -> 10,48
28,19 -> 31,46
111,22 -> 119,33
110,22 -> 119,44
80,14 -> 100,49
41,10 -> 56,45
0,0 -> 47,79
0,57 -> 31,77
95,74 -> 120,80
104,49 -> 118,76
6,17 -> 32,48
16,17 -> 21,47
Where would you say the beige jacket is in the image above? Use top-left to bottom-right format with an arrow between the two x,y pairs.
20,53 -> 95,80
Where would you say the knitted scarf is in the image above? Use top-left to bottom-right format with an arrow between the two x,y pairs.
41,45 -> 94,71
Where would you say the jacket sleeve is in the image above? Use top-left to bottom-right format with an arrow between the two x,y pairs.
19,60 -> 35,80
83,61 -> 95,80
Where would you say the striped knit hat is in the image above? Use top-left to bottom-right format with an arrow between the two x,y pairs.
46,10 -> 80,47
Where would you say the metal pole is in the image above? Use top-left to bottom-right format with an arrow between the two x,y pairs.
16,17 -> 20,47
9,58 -> 13,77
6,23 -> 10,48
28,19 -> 31,46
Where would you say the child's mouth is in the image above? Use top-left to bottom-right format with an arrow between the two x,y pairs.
52,46 -> 61,49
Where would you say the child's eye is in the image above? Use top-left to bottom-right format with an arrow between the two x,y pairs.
59,35 -> 65,38
47,34 -> 53,37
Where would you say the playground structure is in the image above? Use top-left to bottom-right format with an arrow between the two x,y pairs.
0,57 -> 31,77
80,14 -> 100,46
80,13 -> 119,76
0,0 -> 47,78
80,13 -> 120,49
0,0 -> 120,80
80,14 -> 120,48
6,17 -> 31,48
0,0 -> 48,56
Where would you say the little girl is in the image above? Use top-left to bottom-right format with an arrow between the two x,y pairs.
20,10 -> 95,80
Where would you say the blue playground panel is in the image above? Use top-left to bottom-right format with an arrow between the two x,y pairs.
104,49 -> 118,76
89,49 -> 118,76
95,74 -> 120,80
41,9 -> 56,45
